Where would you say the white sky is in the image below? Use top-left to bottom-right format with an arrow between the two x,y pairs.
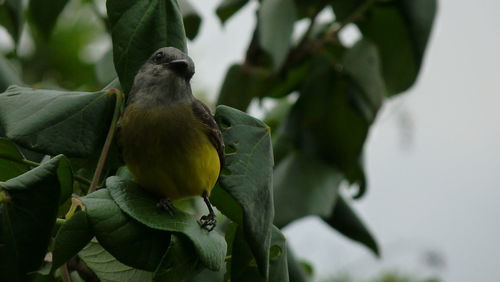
189,0 -> 500,281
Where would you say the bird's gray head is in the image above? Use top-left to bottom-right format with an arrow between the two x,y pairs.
128,47 -> 195,105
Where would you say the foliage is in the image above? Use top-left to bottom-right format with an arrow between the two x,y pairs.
0,0 -> 436,281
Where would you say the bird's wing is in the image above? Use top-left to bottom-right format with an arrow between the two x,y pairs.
192,99 -> 224,168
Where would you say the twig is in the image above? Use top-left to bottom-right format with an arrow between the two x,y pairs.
88,88 -> 124,194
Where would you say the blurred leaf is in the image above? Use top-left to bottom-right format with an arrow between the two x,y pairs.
323,195 -> 379,256
287,248 -> 311,282
79,239 -> 154,282
95,48 -> 118,86
0,0 -> 23,43
81,189 -> 170,271
0,138 -> 29,181
258,0 -> 297,68
263,98 -> 293,133
179,0 -> 202,40
229,225 -> 288,281
330,0 -> 364,22
0,156 -> 65,281
216,0 -> 249,24
52,211 -> 93,271
154,234 -> 203,282
343,39 -> 385,122
28,0 -> 69,39
265,61 -> 310,98
0,86 -> 116,157
0,54 -> 21,92
107,0 -> 187,93
273,151 -> 342,228
358,0 -> 437,95
106,176 -> 227,271
214,105 -> 274,278
293,0 -> 329,19
217,64 -> 269,111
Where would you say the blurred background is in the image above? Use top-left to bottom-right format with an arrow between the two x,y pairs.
1,0 -> 499,281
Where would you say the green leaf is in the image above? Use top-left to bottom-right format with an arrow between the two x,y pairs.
107,0 -> 187,93
283,54 -> 370,196
343,39 -> 386,122
0,138 -> 29,181
56,155 -> 73,205
0,54 -> 22,93
0,0 -> 23,43
79,240 -> 154,282
179,0 -> 202,40
52,211 -> 93,271
214,105 -> 274,278
258,0 -> 297,68
273,151 -> 342,228
0,156 -> 65,281
28,0 -> 69,39
323,195 -> 379,256
153,234 -> 202,281
358,0 -> 437,95
216,64 -> 269,111
229,225 -> 288,282
286,247 -> 311,282
0,86 -> 116,157
215,0 -> 249,24
330,0 -> 364,22
81,189 -> 171,271
106,176 -> 227,271
95,48 -> 118,86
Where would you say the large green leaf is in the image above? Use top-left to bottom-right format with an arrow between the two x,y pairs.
215,0 -> 249,24
81,189 -> 171,271
213,105 -> 274,278
0,138 -> 29,181
258,0 -> 297,68
273,151 -> 342,228
179,0 -> 202,40
52,211 -> 93,272
28,0 -> 69,39
0,86 -> 116,157
107,0 -> 187,93
79,240 -> 154,282
216,64 -> 269,111
358,0 -> 437,95
154,234 -> 203,281
323,195 -> 379,256
0,156 -> 66,281
0,54 -> 22,93
0,0 -> 23,43
106,176 -> 227,272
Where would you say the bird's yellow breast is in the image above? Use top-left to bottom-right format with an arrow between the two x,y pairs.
119,103 -> 220,200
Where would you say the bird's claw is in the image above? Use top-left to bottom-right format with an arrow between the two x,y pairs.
200,214 -> 216,232
157,198 -> 175,216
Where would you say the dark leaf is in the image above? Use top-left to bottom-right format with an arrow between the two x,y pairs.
323,195 -> 379,256
358,0 -> 437,95
107,0 -> 187,93
0,0 -> 23,43
28,0 -> 69,39
0,156 -> 65,281
0,138 -> 29,181
215,0 -> 249,24
258,0 -> 297,68
79,240 -> 154,282
0,86 -> 116,157
214,105 -> 274,278
106,176 -> 227,271
273,151 -> 342,228
0,54 -> 22,93
179,0 -> 202,40
81,189 -> 171,271
330,0 -> 364,22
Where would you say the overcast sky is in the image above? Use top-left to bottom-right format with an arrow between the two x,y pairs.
189,0 -> 500,281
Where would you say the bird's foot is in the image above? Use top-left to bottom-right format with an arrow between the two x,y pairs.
156,198 -> 175,216
200,213 -> 216,232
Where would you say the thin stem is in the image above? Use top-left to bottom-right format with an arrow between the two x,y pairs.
61,263 -> 73,282
88,88 -> 124,194
0,153 -> 92,186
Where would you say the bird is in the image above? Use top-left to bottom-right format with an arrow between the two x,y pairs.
117,47 -> 224,231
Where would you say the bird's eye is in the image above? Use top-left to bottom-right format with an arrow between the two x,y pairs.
153,52 -> 164,64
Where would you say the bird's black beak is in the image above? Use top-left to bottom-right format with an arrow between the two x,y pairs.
165,59 -> 189,72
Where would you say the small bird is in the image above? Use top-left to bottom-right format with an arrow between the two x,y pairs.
117,47 -> 224,231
